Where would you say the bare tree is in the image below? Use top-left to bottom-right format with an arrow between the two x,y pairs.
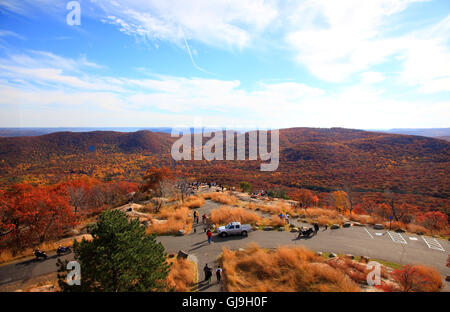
343,184 -> 355,215
384,189 -> 398,221
67,186 -> 85,215
175,179 -> 191,202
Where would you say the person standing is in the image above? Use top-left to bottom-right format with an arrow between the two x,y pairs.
207,229 -> 213,244
202,214 -> 207,224
285,213 -> 289,224
314,223 -> 319,235
194,211 -> 199,224
204,264 -> 211,282
216,266 -> 223,283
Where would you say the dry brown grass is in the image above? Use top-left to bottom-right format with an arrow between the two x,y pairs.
268,215 -> 286,227
202,192 -> 239,205
406,223 -> 430,235
166,257 -> 197,292
246,202 -> 295,215
210,206 -> 261,225
146,206 -> 193,235
221,244 -> 360,292
298,208 -> 345,225
184,195 -> 205,209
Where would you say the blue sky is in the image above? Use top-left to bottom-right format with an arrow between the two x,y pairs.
0,0 -> 449,129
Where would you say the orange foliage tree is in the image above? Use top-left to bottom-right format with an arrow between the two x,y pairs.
291,189 -> 319,210
389,264 -> 443,292
0,184 -> 76,253
140,167 -> 173,195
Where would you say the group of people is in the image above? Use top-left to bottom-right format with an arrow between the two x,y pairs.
203,263 -> 222,284
278,212 -> 290,224
192,210 -> 209,225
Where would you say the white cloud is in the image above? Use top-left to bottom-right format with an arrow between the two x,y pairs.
0,50 -> 448,128
285,0 -> 430,82
97,0 -> 278,49
360,72 -> 385,84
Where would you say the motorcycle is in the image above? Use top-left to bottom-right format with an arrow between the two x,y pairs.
57,246 -> 72,256
34,250 -> 48,260
297,227 -> 314,238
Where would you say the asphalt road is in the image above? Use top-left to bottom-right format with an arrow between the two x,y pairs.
1,198 -> 449,292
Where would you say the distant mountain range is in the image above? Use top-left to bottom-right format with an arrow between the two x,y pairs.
0,127 -> 448,213
1,127 -> 449,140
377,128 -> 450,141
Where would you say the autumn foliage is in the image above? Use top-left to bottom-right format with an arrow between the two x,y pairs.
0,178 -> 138,254
383,264 -> 443,292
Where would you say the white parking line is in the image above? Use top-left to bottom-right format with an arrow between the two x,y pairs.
387,231 -> 407,244
364,227 -> 374,239
421,236 -> 445,251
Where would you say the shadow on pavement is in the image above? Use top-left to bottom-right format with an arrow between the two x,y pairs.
212,235 -> 247,243
197,280 -> 216,291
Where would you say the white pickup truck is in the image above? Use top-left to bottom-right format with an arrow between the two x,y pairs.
217,222 -> 251,237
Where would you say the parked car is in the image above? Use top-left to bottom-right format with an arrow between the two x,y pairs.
217,222 -> 251,237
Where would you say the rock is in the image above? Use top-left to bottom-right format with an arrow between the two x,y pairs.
373,224 -> 384,230
360,256 -> 370,263
177,250 -> 189,259
28,284 -> 55,292
69,229 -> 80,236
330,224 -> 340,229
290,227 -> 299,233
345,254 -> 354,259
343,222 -> 352,228
395,228 -> 406,233
329,253 -> 337,258
142,220 -> 151,227
263,226 -> 274,231
177,229 -> 185,236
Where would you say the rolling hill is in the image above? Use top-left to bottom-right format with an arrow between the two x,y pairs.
0,128 -> 448,212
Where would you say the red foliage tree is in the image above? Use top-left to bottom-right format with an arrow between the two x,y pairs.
390,264 -> 443,292
417,211 -> 448,233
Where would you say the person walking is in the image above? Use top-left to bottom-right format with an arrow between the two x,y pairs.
285,213 -> 289,224
202,214 -> 207,224
216,266 -> 223,283
207,229 -> 213,244
204,264 -> 212,282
